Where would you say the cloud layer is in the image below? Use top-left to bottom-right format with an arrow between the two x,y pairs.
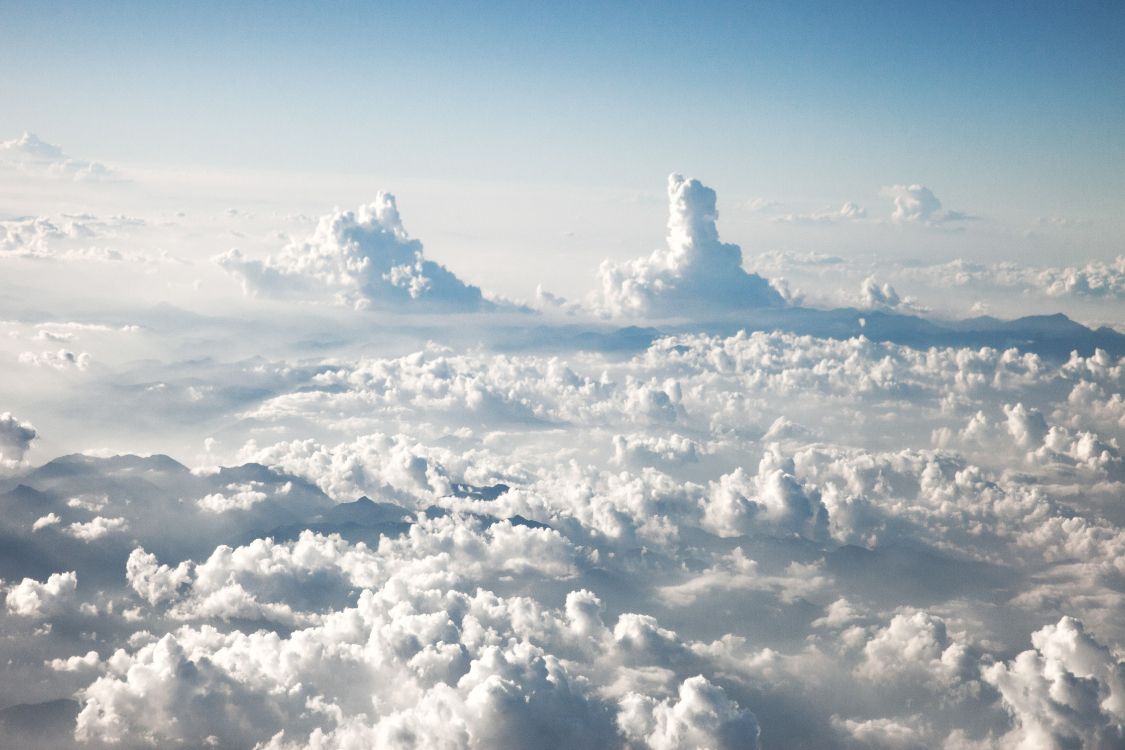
2,149 -> 1124,749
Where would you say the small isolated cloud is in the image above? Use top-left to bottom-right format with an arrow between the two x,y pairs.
214,194 -> 496,312
882,184 -> 971,225
32,512 -> 61,531
196,483 -> 271,513
855,275 -> 927,310
0,411 -> 38,465
65,516 -> 129,541
595,174 -> 784,317
0,132 -> 116,182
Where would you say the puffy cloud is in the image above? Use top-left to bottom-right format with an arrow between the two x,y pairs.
47,651 -> 101,673
1003,402 -> 1050,449
595,174 -> 784,317
857,611 -> 975,691
5,571 -> 78,617
701,447 -> 828,540
196,482 -> 271,513
238,432 -> 456,503
126,548 -> 193,606
611,433 -> 705,468
618,675 -> 761,750
64,516 -> 129,541
882,184 -> 970,225
76,582 -> 629,749
0,411 -> 38,465
1037,255 -> 1125,299
32,512 -> 61,531
0,216 -> 74,256
4,274 -> 1125,748
858,276 -> 903,310
983,617 -> 1125,749
830,715 -> 928,749
892,255 -> 1125,305
214,194 -> 495,311
0,131 -> 116,181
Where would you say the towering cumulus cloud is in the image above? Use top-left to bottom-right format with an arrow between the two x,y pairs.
596,174 -> 783,317
215,193 -> 493,311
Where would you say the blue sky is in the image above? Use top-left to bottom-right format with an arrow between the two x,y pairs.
3,1 -> 1123,216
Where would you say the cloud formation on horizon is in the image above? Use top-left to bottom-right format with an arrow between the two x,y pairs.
595,174 -> 784,318
0,132 -> 116,182
882,184 -> 971,225
215,193 -> 496,312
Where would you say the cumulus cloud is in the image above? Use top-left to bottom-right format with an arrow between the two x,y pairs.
0,411 -> 38,465
214,193 -> 496,311
1038,255 -> 1125,299
595,174 -> 784,317
64,515 -> 129,541
882,184 -> 971,225
984,617 -> 1125,748
701,447 -> 828,540
126,548 -> 193,606
32,512 -> 61,531
858,276 -> 903,310
196,482 -> 271,513
894,255 -> 1125,303
618,675 -> 761,750
5,571 -> 78,617
4,202 -> 1125,750
0,131 -> 116,181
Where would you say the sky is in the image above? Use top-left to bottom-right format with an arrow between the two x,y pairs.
3,1 -> 1123,203
2,4 -> 1125,749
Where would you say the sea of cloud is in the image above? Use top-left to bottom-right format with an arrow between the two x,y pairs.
1,135 -> 1124,749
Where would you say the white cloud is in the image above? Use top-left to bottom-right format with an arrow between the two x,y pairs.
65,516 -> 129,541
882,184 -> 970,225
126,548 -> 193,606
214,194 -> 495,311
32,512 -> 61,531
595,174 -> 784,317
701,447 -> 828,540
983,617 -> 1125,749
0,131 -> 117,181
1038,255 -> 1125,299
858,276 -> 904,310
618,675 -> 761,750
47,650 -> 101,673
196,482 -> 270,513
5,571 -> 78,617
1,180 -> 1124,749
